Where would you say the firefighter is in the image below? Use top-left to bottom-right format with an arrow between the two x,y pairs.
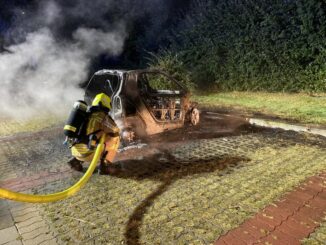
66,93 -> 120,175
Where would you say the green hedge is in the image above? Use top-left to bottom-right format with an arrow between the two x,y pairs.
150,0 -> 326,92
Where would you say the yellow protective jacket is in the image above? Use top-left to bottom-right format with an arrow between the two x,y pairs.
71,111 -> 120,162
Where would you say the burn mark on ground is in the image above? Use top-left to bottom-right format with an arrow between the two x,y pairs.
116,153 -> 248,245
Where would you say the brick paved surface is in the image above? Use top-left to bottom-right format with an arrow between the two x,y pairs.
0,199 -> 58,245
215,173 -> 326,244
0,226 -> 22,245
40,132 -> 325,244
0,119 -> 326,244
303,218 -> 326,244
0,127 -> 70,245
0,116 -> 64,137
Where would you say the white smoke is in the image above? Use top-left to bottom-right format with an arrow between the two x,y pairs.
0,1 -> 127,119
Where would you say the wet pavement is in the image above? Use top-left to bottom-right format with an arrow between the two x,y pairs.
0,112 -> 326,244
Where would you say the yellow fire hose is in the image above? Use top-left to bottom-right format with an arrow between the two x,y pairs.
0,134 -> 106,203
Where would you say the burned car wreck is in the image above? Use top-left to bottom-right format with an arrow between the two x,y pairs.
84,69 -> 199,142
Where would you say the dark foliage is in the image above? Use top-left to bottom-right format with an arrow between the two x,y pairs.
2,0 -> 325,92
152,0 -> 326,92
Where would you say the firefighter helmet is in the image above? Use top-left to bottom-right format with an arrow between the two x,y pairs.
92,93 -> 112,110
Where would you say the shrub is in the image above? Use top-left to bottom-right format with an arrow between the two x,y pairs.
150,0 -> 326,92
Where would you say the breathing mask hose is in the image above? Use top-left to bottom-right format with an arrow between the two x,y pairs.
0,134 -> 106,203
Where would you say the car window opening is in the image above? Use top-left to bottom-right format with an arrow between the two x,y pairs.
85,74 -> 120,104
138,73 -> 183,122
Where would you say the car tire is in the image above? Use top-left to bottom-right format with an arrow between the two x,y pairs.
190,108 -> 200,126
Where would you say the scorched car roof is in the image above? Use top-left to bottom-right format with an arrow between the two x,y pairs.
94,69 -> 167,76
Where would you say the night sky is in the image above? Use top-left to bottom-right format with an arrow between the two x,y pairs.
0,0 -> 191,69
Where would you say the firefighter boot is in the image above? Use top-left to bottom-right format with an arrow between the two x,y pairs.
68,157 -> 83,172
99,160 -> 121,175
99,160 -> 112,175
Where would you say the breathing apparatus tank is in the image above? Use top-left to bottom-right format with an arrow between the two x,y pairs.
63,101 -> 88,146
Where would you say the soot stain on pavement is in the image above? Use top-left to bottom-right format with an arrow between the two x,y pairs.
0,127 -> 71,182
2,111 -> 325,244
111,152 -> 249,245
34,128 -> 325,244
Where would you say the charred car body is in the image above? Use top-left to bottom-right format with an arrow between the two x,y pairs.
84,69 -> 199,142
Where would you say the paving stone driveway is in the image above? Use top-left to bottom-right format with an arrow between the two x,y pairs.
1,124 -> 326,244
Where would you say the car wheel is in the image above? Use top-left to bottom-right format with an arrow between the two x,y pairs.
190,108 -> 200,125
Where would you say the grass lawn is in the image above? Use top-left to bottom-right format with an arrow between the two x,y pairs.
194,92 -> 326,125
0,114 -> 65,136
